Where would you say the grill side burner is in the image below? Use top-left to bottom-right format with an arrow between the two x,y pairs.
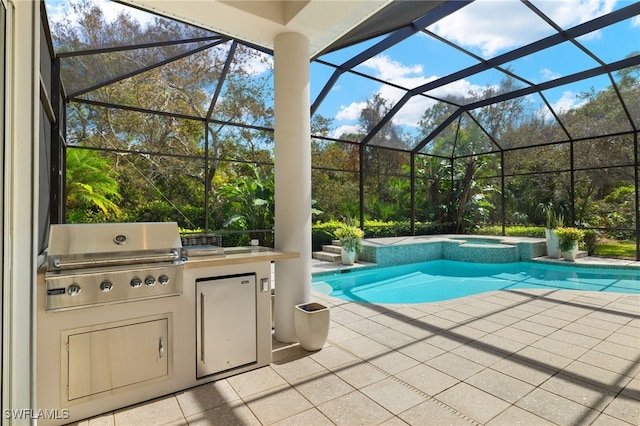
45,222 -> 184,311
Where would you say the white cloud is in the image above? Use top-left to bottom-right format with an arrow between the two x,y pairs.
361,55 -> 435,93
428,0 -> 539,57
232,49 -> 273,76
358,55 -> 441,127
362,56 -> 424,82
541,68 -> 562,81
321,1 -> 622,136
426,79 -> 483,102
331,124 -> 362,139
550,90 -> 588,114
335,101 -> 367,121
427,0 -> 615,57
393,96 -> 435,127
540,0 -> 616,27
334,54 -> 487,129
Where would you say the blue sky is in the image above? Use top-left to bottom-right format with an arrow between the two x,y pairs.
311,0 -> 640,139
47,0 -> 640,141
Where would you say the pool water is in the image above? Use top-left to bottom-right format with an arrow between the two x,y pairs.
312,260 -> 640,304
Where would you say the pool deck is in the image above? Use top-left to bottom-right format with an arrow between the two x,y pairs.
73,243 -> 639,426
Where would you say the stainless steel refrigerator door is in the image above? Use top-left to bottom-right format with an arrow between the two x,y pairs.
196,274 -> 257,378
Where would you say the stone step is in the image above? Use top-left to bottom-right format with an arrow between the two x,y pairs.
322,244 -> 342,254
312,251 -> 341,262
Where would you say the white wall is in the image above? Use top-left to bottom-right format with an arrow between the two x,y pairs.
2,0 -> 39,423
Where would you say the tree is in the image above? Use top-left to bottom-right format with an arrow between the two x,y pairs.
417,74 -> 525,232
217,164 -> 274,246
66,149 -> 121,222
55,0 -> 273,228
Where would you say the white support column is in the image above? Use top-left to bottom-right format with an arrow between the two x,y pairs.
273,32 -> 311,343
4,0 -> 38,421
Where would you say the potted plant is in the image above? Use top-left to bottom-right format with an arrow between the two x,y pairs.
334,223 -> 364,265
555,227 -> 584,261
542,205 -> 563,258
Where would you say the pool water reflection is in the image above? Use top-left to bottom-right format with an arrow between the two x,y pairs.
312,260 -> 640,304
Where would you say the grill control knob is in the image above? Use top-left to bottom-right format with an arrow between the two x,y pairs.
100,280 -> 113,292
158,274 -> 170,285
144,275 -> 156,286
130,277 -> 142,288
68,284 -> 81,296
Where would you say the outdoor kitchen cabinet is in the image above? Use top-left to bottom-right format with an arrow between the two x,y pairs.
37,245 -> 296,425
196,274 -> 257,378
63,317 -> 170,401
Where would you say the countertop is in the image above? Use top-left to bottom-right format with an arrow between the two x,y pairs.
184,246 -> 299,269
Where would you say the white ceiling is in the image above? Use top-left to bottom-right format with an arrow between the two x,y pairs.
118,0 -> 392,57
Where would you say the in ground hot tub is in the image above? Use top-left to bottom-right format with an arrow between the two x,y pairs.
445,237 -> 519,263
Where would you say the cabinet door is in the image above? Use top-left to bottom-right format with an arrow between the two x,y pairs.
197,274 -> 256,378
67,319 -> 168,400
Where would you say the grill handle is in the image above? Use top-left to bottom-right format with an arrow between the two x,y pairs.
51,250 -> 181,270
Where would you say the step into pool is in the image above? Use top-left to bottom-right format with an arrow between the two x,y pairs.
312,260 -> 640,304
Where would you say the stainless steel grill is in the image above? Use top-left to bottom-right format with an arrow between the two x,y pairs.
45,222 -> 184,311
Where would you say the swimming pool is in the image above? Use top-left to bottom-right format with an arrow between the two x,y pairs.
312,260 -> 640,304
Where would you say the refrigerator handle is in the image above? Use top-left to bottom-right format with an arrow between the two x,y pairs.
200,292 -> 205,363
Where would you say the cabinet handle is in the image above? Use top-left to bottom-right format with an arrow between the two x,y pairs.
200,292 -> 205,362
159,336 -> 164,358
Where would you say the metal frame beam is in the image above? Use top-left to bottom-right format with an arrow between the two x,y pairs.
67,39 -> 228,98
311,0 -> 473,115
413,55 -> 640,154
360,1 -> 640,148
56,35 -> 223,58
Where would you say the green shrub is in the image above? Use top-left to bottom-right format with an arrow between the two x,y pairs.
505,226 -> 545,238
511,211 -> 529,224
474,225 -> 545,238
582,229 -> 598,255
312,220 -> 344,250
364,220 -> 410,238
311,220 -> 456,249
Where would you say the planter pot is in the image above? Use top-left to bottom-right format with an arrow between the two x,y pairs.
561,241 -> 579,261
341,247 -> 357,265
545,229 -> 560,258
294,302 -> 330,351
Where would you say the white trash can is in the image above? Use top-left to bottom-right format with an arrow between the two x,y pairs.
294,302 -> 330,351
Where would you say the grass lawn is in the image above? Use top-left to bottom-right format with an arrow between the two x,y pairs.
592,240 -> 636,259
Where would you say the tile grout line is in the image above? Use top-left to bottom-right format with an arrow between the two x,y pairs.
325,339 -> 482,426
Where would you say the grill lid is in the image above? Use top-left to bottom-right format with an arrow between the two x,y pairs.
47,222 -> 183,271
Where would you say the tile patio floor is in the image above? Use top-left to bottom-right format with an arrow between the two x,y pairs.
75,257 -> 639,426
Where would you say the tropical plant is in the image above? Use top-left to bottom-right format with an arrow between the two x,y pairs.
66,148 -> 121,222
218,164 -> 274,245
538,202 -> 564,229
334,224 -> 365,253
555,227 -> 584,252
